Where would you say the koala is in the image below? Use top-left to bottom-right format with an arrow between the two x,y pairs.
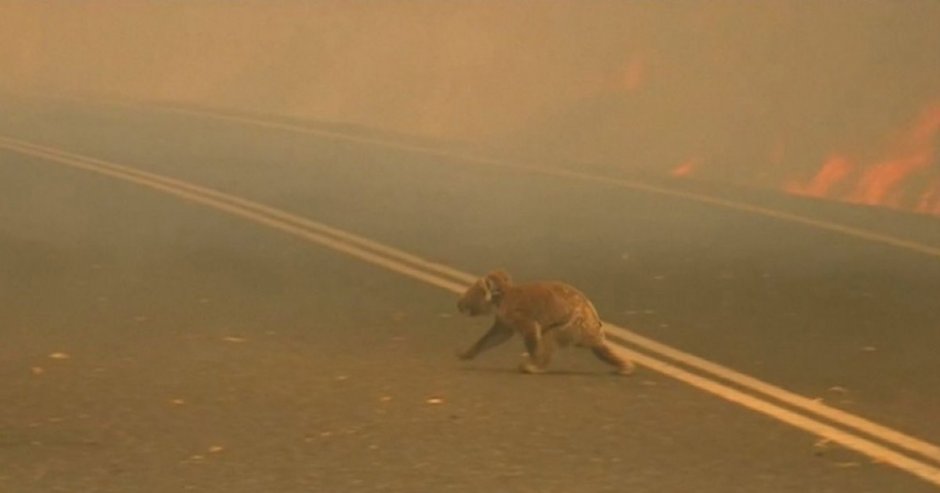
456,270 -> 635,375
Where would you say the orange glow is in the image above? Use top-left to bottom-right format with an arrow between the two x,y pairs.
671,158 -> 699,177
783,102 -> 940,216
847,104 -> 940,207
785,155 -> 853,197
847,152 -> 931,207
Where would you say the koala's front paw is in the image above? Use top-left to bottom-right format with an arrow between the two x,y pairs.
612,362 -> 636,376
518,362 -> 546,374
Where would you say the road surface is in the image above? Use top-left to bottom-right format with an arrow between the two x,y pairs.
2,96 -> 940,492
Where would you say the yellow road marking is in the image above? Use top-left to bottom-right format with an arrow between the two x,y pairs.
608,344 -> 940,487
4,135 -> 940,487
604,327 -> 940,465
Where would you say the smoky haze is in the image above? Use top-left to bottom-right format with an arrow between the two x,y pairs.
2,1 -> 939,211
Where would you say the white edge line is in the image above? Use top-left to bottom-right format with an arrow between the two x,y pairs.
12,94 -> 940,258
4,137 -> 940,487
125,104 -> 940,463
6,134 -> 939,465
141,102 -> 940,260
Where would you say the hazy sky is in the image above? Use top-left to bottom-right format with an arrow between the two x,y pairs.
2,1 -> 938,209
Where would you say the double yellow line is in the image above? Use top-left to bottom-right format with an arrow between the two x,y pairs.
3,135 -> 940,487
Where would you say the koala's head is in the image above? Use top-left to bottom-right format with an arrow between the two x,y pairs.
457,270 -> 512,317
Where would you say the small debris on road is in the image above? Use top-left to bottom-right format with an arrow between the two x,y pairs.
813,438 -> 832,456
833,461 -> 861,468
222,336 -> 247,343
426,397 -> 444,405
48,352 -> 70,360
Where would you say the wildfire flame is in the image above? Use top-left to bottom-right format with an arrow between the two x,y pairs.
671,158 -> 699,177
784,103 -> 940,216
785,155 -> 853,197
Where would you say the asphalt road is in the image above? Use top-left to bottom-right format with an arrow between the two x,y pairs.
2,96 -> 940,492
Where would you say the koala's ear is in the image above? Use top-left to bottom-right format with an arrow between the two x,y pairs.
481,276 -> 495,294
483,270 -> 510,297
486,270 -> 511,286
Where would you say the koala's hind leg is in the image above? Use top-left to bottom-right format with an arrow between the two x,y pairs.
590,343 -> 636,376
519,323 -> 554,374
458,322 -> 513,360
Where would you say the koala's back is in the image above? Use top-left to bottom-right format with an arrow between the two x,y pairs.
499,281 -> 605,347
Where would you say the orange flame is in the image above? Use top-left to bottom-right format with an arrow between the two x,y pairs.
671,158 -> 699,177
847,104 -> 940,207
847,152 -> 932,207
785,155 -> 853,197
784,102 -> 940,216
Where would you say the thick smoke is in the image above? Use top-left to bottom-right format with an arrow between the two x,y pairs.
2,0 -> 938,211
